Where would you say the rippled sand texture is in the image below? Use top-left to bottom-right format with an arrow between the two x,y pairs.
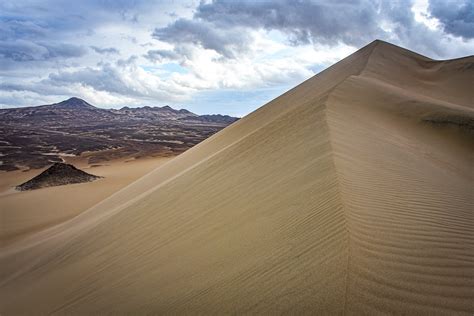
1,40 -> 472,314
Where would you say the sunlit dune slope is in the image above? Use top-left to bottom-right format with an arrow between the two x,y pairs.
1,40 -> 473,315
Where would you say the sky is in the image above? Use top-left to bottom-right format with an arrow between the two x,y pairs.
0,0 -> 473,116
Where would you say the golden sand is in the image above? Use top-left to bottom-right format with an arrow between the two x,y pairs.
0,157 -> 172,244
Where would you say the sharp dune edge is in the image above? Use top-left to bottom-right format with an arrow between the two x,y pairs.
1,40 -> 473,314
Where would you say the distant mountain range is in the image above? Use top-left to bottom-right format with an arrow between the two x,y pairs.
0,98 -> 239,171
1,97 -> 238,125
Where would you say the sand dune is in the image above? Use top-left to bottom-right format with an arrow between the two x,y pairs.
0,40 -> 472,314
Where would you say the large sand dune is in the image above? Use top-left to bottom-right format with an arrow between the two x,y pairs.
1,40 -> 473,314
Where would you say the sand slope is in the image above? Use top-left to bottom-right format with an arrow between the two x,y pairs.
0,40 -> 473,314
0,157 -> 172,244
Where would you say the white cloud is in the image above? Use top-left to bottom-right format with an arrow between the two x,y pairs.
412,0 -> 440,30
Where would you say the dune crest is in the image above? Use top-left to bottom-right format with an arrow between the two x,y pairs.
1,40 -> 473,314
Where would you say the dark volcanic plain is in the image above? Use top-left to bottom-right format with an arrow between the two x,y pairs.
0,97 -> 238,171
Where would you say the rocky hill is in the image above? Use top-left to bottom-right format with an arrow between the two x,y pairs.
16,163 -> 101,191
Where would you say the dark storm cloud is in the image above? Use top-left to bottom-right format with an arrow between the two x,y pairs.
428,0 -> 474,39
90,46 -> 120,55
194,0 -> 385,46
153,0 -> 473,60
153,18 -> 252,58
152,0 -> 394,58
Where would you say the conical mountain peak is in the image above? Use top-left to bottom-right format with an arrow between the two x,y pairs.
53,97 -> 97,109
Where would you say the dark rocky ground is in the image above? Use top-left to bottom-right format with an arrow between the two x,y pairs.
0,98 -> 238,171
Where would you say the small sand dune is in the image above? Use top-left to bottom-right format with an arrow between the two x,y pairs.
0,40 -> 472,314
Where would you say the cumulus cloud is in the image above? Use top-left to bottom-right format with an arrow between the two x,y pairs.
44,56 -> 194,102
1,57 -> 194,108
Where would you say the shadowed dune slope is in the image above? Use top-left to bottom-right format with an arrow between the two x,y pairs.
1,40 -> 473,314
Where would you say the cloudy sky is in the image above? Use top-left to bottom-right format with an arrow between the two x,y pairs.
0,0 -> 472,116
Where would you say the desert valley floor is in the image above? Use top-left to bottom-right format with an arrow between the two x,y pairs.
0,157 -> 172,244
0,40 -> 473,314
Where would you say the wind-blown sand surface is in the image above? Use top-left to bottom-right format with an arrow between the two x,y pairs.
0,157 -> 172,244
0,40 -> 473,314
